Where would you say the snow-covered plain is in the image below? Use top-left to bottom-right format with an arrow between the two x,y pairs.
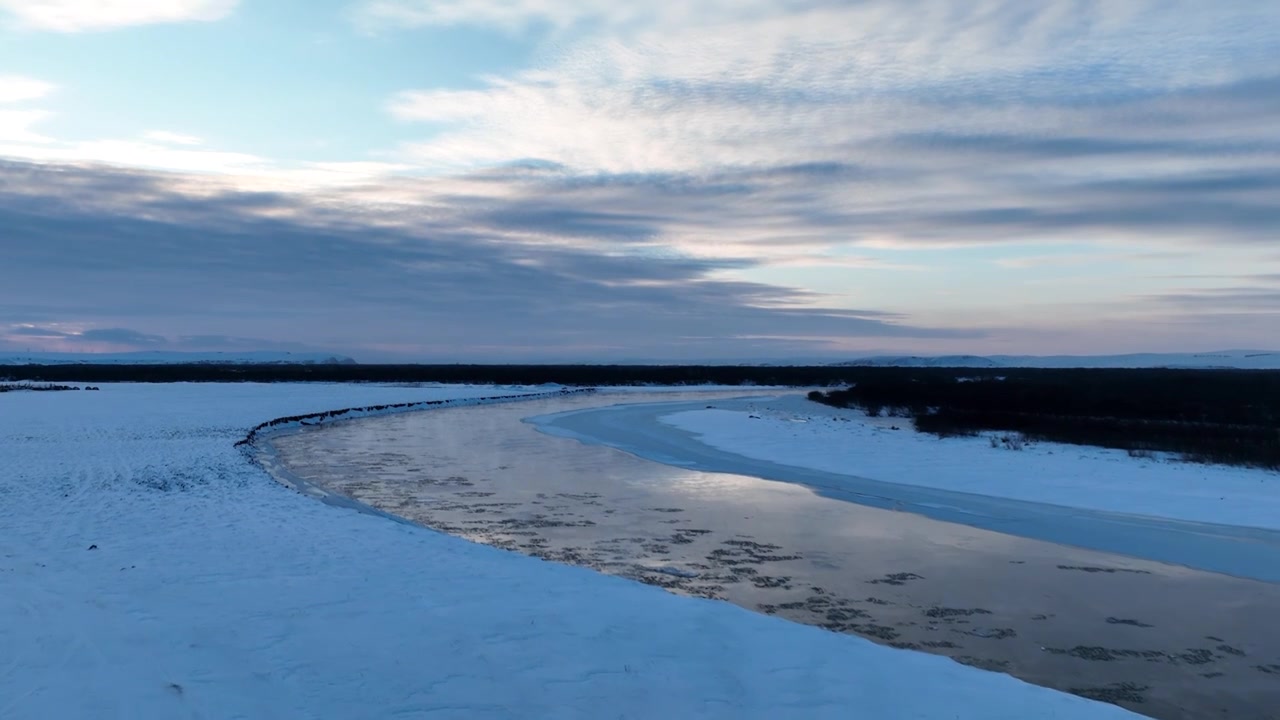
0,384 -> 1139,719
660,396 -> 1280,531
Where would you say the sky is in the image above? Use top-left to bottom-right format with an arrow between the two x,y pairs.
1,0 -> 1278,362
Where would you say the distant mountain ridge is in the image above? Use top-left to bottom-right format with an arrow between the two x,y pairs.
0,351 -> 358,366
834,350 -> 1280,370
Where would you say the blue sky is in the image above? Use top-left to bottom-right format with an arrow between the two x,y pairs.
1,0 -> 1278,361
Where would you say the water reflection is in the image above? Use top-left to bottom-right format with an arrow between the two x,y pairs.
269,391 -> 1280,720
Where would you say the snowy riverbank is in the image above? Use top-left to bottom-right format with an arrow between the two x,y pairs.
659,395 -> 1280,531
532,396 -> 1280,582
0,383 -> 1138,719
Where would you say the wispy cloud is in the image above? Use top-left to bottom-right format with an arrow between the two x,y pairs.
359,0 -> 708,32
0,0 -> 238,32
1148,289 -> 1280,312
380,1 -> 1279,256
0,323 -> 334,355
142,130 -> 203,146
0,76 -> 55,103
1,324 -> 163,351
0,110 -> 53,144
0,137 -> 268,174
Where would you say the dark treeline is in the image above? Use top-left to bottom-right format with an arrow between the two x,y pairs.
5,363 -> 1280,392
811,370 -> 1280,469
0,382 -> 84,393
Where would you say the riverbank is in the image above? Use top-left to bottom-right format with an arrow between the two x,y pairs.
663,394 -> 1280,529
532,395 -> 1280,583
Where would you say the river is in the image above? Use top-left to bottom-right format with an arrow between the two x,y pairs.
265,390 -> 1280,720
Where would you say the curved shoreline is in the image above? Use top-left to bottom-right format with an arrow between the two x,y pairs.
528,395 -> 1280,584
241,387 -> 598,522
235,386 -> 596,447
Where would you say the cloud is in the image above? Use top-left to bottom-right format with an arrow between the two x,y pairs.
0,159 -> 975,361
379,2 -> 1278,256
0,135 -> 410,189
7,324 -> 73,338
361,0 -> 1276,66
0,138 -> 268,174
0,0 -> 238,32
0,110 -> 53,144
0,76 -> 56,103
1145,288 -> 1280,313
4,324 -> 166,345
73,328 -> 168,345
143,130 -> 203,146
0,323 -> 345,355
4,2 -> 1278,357
356,0 -> 762,33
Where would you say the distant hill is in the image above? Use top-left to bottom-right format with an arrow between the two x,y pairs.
0,351 -> 358,366
834,355 -> 1002,368
834,350 -> 1280,370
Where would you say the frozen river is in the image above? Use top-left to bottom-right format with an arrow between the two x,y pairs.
267,391 -> 1280,720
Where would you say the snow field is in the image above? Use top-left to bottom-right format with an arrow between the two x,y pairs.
0,384 -> 1139,719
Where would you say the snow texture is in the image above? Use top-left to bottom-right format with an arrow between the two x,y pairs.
660,397 -> 1280,531
0,383 -> 1139,719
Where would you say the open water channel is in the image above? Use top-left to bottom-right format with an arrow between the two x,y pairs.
265,391 -> 1280,720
